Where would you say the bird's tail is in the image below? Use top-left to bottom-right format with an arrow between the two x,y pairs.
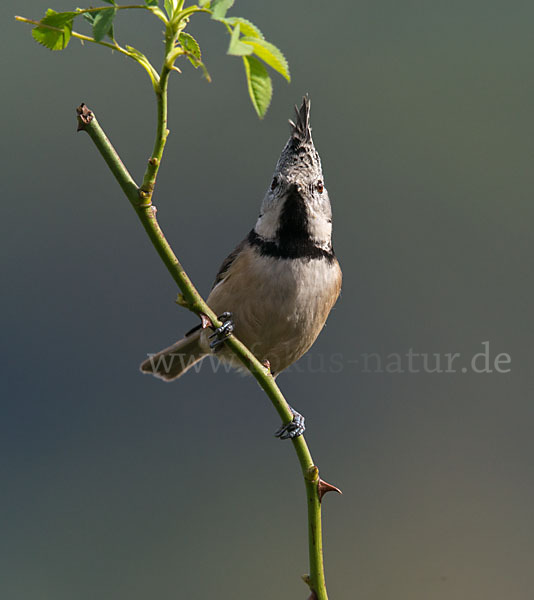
139,329 -> 206,381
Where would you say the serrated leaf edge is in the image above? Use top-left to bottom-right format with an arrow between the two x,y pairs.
241,36 -> 290,82
243,54 -> 272,119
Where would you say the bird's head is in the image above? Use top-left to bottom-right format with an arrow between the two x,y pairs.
255,97 -> 332,253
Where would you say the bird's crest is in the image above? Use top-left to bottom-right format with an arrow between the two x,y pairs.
289,96 -> 312,145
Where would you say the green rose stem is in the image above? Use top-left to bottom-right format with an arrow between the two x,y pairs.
76,102 -> 338,599
17,4 -> 340,596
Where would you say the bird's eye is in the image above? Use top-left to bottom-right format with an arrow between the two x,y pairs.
316,180 -> 324,193
271,177 -> 278,191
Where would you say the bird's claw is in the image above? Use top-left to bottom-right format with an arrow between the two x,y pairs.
209,312 -> 234,350
274,406 -> 305,440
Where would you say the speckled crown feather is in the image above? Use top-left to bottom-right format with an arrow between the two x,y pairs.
274,96 -> 322,180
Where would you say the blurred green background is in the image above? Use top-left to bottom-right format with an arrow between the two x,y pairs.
2,1 -> 533,598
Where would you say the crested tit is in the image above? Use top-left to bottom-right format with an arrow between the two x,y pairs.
140,97 -> 342,438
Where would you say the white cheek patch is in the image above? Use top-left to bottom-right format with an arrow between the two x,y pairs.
307,205 -> 332,249
255,202 -> 283,240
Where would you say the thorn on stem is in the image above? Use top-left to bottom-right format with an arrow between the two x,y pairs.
261,359 -> 271,372
76,103 -> 93,131
200,313 -> 212,329
317,478 -> 342,502
148,157 -> 159,166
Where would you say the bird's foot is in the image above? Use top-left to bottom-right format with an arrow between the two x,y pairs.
274,406 -> 305,440
209,312 -> 234,350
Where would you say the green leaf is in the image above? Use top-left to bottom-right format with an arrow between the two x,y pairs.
179,32 -> 201,61
31,10 -> 76,51
145,0 -> 159,6
227,24 -> 252,56
177,32 -> 211,81
199,0 -> 211,6
243,55 -> 272,118
164,0 -> 178,18
211,0 -> 234,19
92,7 -> 116,42
146,5 -> 168,22
126,45 -> 160,88
241,37 -> 290,81
102,0 -> 117,4
82,12 -> 96,27
217,16 -> 263,39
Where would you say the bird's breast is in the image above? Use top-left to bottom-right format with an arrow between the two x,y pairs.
206,243 -> 341,373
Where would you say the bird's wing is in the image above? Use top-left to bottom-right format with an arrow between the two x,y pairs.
211,236 -> 248,290
181,238 -> 248,339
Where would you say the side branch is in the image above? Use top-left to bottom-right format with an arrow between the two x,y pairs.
76,104 -> 336,600
139,24 -> 176,198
